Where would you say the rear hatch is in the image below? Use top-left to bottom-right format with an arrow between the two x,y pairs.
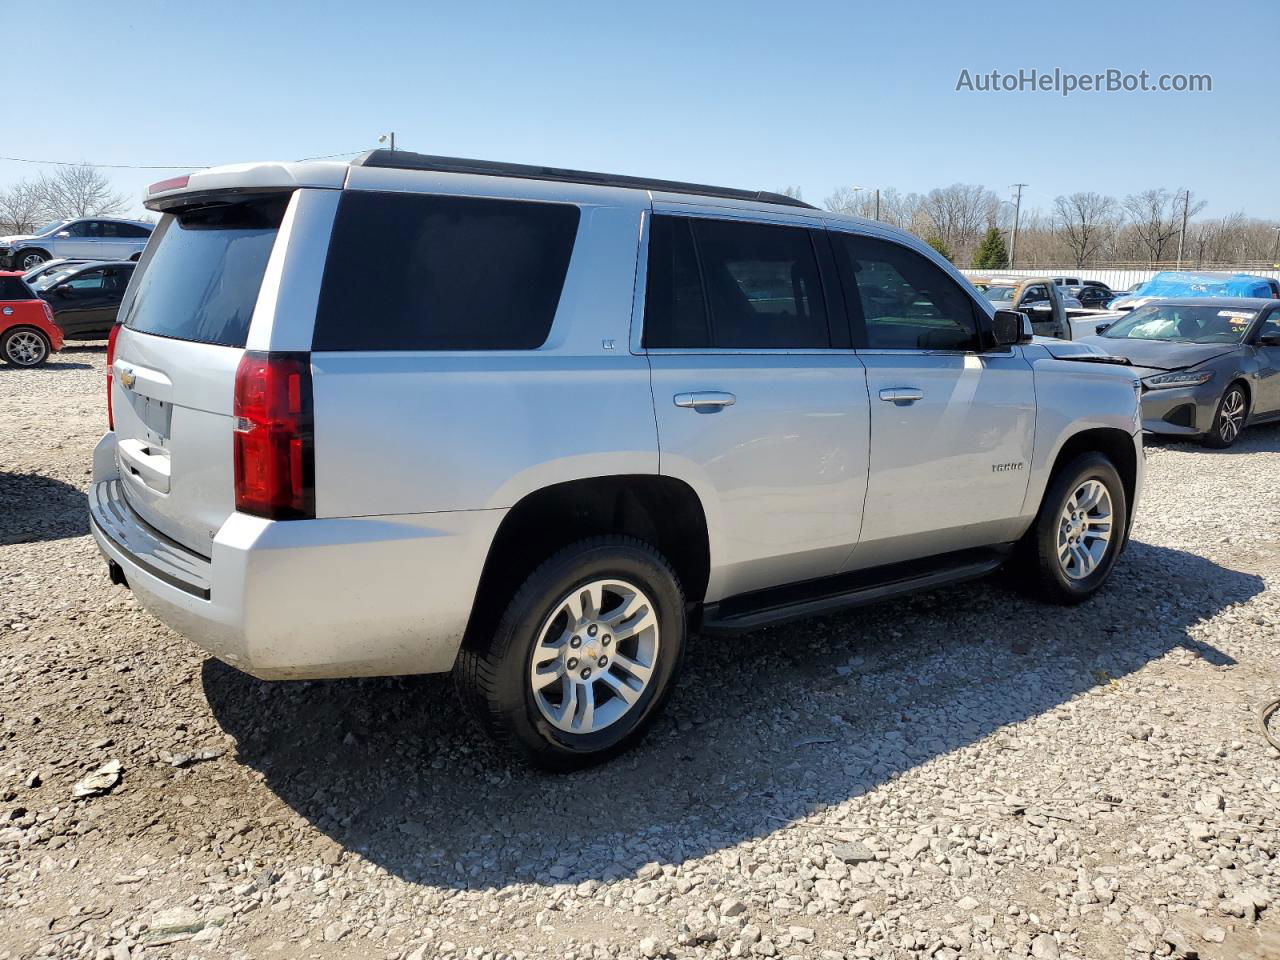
111,195 -> 289,556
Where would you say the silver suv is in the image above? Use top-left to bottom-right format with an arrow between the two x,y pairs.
0,217 -> 153,270
90,152 -> 1144,769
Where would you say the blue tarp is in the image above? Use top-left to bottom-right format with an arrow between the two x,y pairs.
1133,271 -> 1276,299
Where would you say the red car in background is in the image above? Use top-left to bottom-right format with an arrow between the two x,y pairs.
0,271 -> 63,366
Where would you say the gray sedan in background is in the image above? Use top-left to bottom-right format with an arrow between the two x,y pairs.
1081,297 -> 1280,447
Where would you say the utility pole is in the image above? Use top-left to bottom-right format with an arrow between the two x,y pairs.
1009,184 -> 1027,268
379,132 -> 396,152
1269,227 -> 1279,266
1176,189 -> 1190,269
873,188 -> 880,222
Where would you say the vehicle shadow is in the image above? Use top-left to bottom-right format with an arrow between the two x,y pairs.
1146,419 -> 1280,454
203,540 -> 1258,891
0,473 -> 89,544
0,361 -> 93,372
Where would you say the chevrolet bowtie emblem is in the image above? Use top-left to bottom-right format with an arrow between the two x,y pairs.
119,369 -> 136,389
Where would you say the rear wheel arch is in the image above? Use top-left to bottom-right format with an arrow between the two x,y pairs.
463,475 -> 711,648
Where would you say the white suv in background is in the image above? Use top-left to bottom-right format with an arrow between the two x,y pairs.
90,152 -> 1143,769
0,217 -> 153,270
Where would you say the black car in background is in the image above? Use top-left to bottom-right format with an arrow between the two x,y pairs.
1068,284 -> 1115,310
30,260 -> 134,339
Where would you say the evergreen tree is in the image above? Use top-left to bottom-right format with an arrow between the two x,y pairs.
972,227 -> 1010,269
925,235 -> 955,262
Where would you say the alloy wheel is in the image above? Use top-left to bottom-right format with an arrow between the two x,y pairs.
1057,479 -> 1113,580
529,578 -> 660,734
5,331 -> 47,366
1219,389 -> 1245,444
19,252 -> 45,270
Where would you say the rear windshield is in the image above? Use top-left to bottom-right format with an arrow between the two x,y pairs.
121,195 -> 288,347
313,191 -> 580,351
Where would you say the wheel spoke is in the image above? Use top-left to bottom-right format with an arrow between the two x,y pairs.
572,681 -> 596,731
531,662 -> 564,691
610,651 -> 653,687
599,669 -> 641,706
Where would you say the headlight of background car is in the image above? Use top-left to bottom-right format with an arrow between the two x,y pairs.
1142,369 -> 1215,390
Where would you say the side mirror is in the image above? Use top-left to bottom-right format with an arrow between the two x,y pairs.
991,309 -> 1030,347
54,285 -> 71,297
56,231 -> 71,238
1258,333 -> 1280,346
1095,322 -> 1112,335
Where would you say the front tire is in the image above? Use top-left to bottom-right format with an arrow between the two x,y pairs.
1,327 -> 51,367
454,536 -> 686,771
1202,383 -> 1248,448
1020,452 -> 1127,605
17,249 -> 48,271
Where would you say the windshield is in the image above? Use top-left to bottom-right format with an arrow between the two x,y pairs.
33,220 -> 70,237
976,285 -> 1018,301
1102,304 -> 1255,344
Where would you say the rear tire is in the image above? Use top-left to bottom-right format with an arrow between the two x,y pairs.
1019,452 -> 1127,605
16,249 -> 48,271
454,536 -> 686,771
1202,383 -> 1248,448
1,327 -> 51,367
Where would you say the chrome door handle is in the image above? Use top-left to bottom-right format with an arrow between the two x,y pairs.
674,391 -> 736,410
879,387 -> 924,404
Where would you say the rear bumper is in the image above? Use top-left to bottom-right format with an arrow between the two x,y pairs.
89,436 -> 504,680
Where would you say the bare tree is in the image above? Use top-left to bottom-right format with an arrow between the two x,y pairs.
778,185 -> 804,201
918,184 -> 999,261
0,179 -> 49,234
37,163 -> 128,220
1053,192 -> 1118,267
1121,188 -> 1205,264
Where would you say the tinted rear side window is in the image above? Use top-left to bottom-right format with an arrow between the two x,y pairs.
122,195 -> 287,347
313,191 -> 580,351
643,214 -> 831,349
0,277 -> 32,299
643,216 -> 710,348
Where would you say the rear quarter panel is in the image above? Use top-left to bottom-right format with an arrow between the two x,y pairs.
309,189 -> 657,517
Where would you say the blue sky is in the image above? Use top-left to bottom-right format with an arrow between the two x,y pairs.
9,0 -> 1277,219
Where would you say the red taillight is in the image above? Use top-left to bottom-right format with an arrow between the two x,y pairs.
232,351 -> 315,520
106,324 -> 121,430
148,174 -> 190,195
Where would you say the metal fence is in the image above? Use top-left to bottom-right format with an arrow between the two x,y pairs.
960,265 -> 1280,291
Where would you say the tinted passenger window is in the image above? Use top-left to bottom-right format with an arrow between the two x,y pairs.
314,192 -> 580,351
835,234 -> 980,351
0,277 -> 30,299
643,216 -> 709,348
65,269 -> 106,291
121,223 -> 152,238
65,222 -> 91,238
643,215 -> 829,349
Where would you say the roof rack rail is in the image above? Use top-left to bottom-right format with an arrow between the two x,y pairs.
349,150 -> 817,210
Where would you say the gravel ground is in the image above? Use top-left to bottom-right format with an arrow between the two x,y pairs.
2,346 -> 1279,960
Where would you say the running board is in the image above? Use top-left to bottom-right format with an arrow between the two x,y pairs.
699,546 -> 1012,634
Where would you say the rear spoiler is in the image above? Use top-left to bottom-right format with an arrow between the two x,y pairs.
145,161 -> 348,212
